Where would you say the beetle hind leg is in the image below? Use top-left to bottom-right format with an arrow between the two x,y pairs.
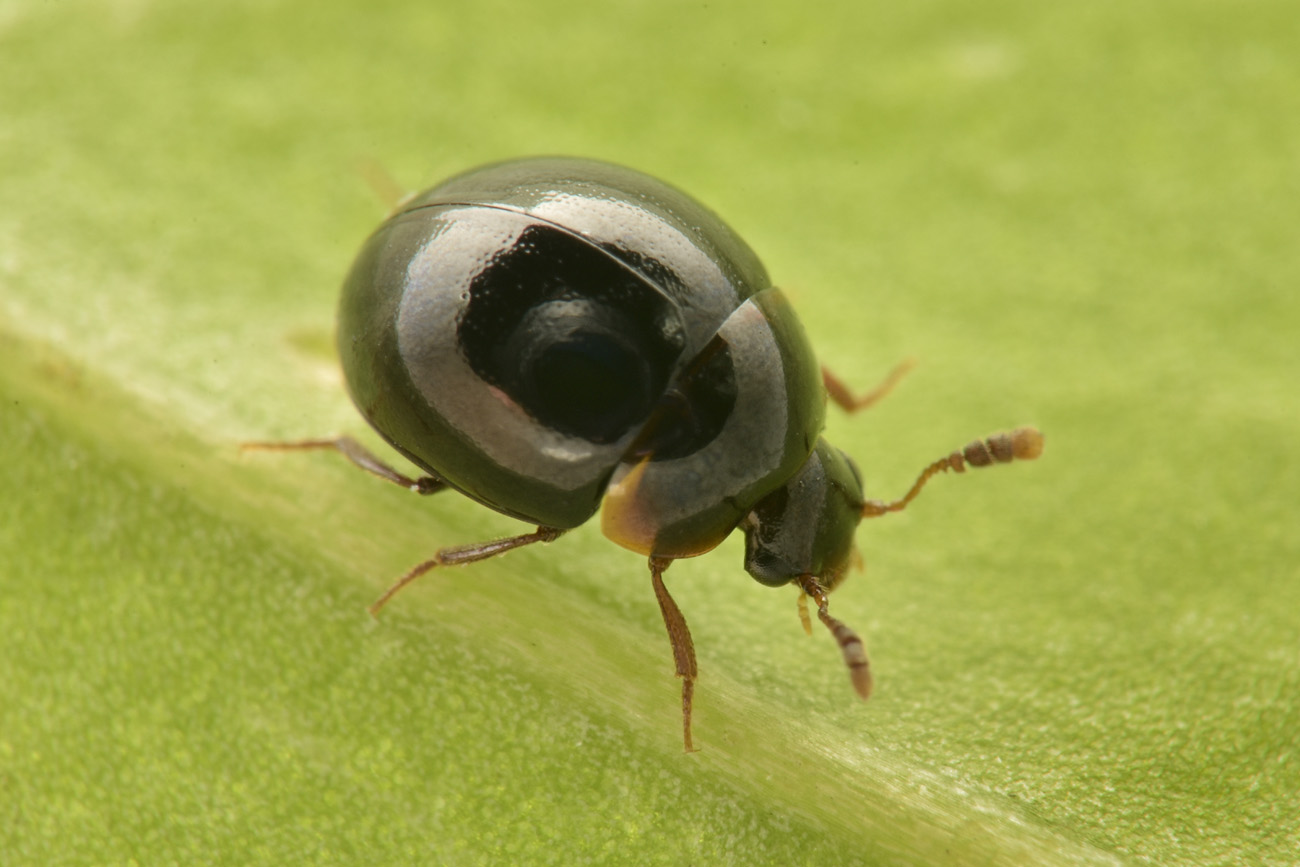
649,557 -> 699,753
242,435 -> 448,495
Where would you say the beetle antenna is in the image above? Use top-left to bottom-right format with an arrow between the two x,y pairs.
862,426 -> 1044,518
796,575 -> 872,699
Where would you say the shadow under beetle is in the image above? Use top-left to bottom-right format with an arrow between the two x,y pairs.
249,157 -> 1044,751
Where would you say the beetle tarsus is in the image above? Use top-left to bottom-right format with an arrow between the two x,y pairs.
649,557 -> 699,753
368,558 -> 439,618
861,426 -> 1044,518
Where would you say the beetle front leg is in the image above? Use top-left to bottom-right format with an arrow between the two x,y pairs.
649,557 -> 699,753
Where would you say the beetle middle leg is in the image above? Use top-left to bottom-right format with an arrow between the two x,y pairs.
822,359 -> 916,414
241,436 -> 448,495
649,557 -> 699,753
243,436 -> 565,614
369,526 -> 566,616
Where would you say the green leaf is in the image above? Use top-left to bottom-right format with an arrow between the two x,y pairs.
1,0 -> 1296,863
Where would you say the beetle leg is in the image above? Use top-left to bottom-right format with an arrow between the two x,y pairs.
795,575 -> 873,700
649,557 -> 699,753
368,526 -> 566,616
861,427 -> 1045,518
796,590 -> 813,636
822,359 -> 916,414
242,436 -> 448,495
355,156 -> 416,216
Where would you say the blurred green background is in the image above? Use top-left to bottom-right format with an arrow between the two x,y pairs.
1,0 -> 1296,864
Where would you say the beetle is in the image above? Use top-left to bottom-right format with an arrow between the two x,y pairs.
249,157 -> 1044,751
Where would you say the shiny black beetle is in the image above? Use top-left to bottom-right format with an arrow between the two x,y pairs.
253,157 -> 1043,750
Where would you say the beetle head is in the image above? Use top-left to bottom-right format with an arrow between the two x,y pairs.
741,439 -> 865,589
